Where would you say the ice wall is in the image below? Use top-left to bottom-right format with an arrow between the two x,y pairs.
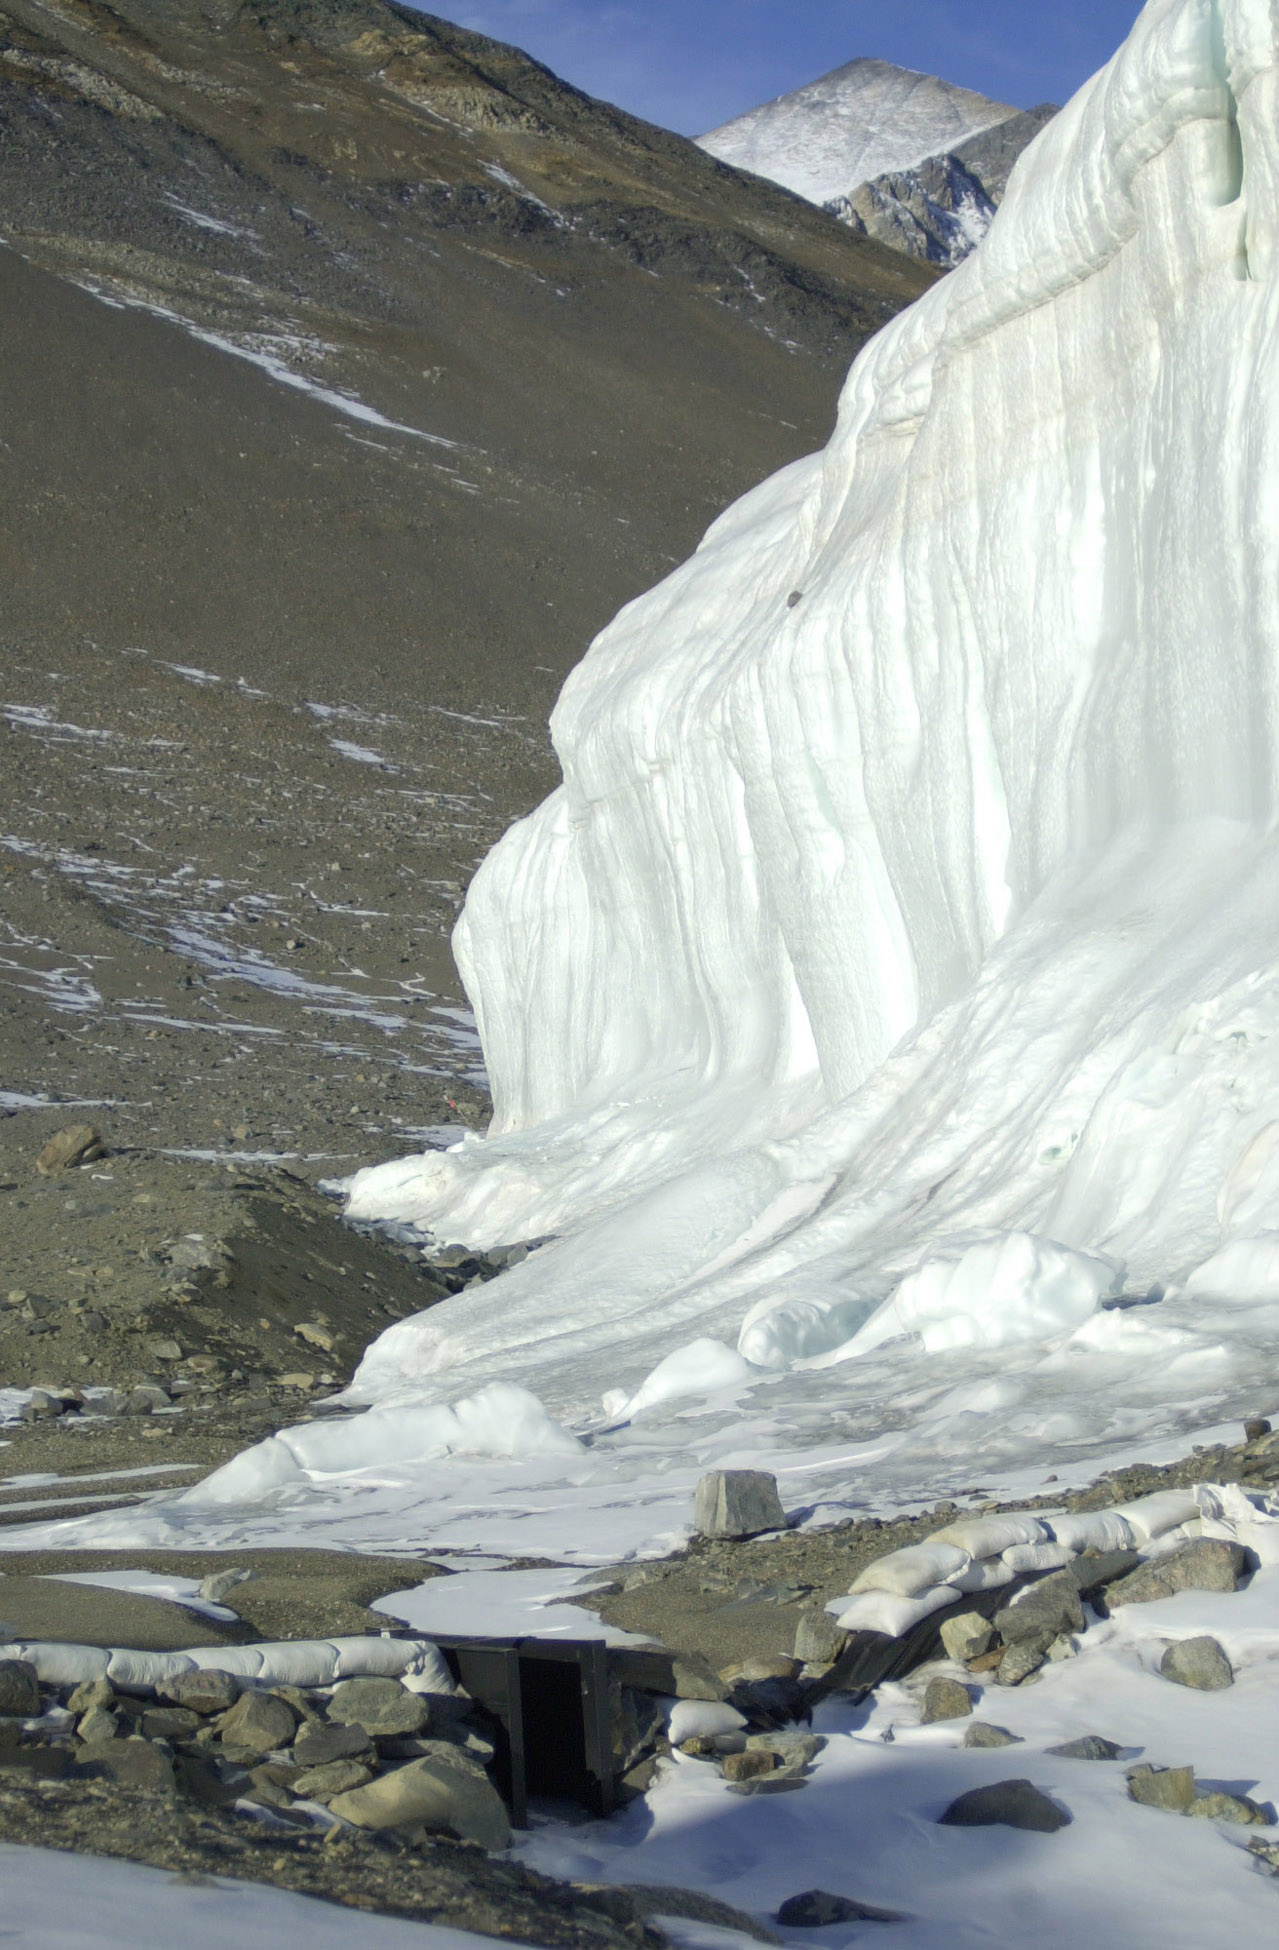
345,0 -> 1279,1422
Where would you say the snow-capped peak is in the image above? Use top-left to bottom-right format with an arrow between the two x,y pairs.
697,55 -> 1019,207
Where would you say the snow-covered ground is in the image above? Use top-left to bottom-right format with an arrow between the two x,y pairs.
524,1564 -> 1279,1949
697,57 -> 1017,204
0,1844 -> 527,1950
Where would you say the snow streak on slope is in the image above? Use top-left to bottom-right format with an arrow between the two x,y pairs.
255,0 -> 1279,1532
697,57 -> 1018,207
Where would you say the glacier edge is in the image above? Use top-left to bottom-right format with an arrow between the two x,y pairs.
340,0 -> 1279,1460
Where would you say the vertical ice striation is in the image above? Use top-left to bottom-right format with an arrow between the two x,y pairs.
344,1 -> 1279,1419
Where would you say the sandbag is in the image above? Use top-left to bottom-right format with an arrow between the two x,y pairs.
1110,1489 -> 1200,1543
947,1558 -> 1015,1593
1002,1542 -> 1074,1573
1044,1509 -> 1135,1553
849,1541 -> 970,1597
931,1513 -> 1047,1556
835,1585 -> 957,1638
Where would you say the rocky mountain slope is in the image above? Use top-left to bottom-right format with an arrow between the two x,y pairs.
699,56 -> 1055,266
0,0 -> 935,1374
831,104 -> 1059,265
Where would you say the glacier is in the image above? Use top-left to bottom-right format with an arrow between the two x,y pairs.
145,0 -> 1279,1544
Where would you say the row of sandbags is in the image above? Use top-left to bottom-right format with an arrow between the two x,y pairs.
831,1488 -> 1208,1638
4,1632 -> 457,1694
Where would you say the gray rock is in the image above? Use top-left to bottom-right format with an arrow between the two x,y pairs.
160,1669 -> 240,1716
1244,1418 -> 1272,1442
693,1470 -> 788,1540
940,1612 -> 992,1663
1160,1636 -> 1234,1691
1069,1549 -> 1141,1596
746,1732 -> 825,1769
76,1705 -> 120,1744
216,1688 -> 297,1754
292,1719 -> 373,1767
327,1676 -> 428,1736
67,1679 -> 115,1715
291,1757 -> 375,1800
36,1125 -> 104,1174
0,1660 -> 41,1718
22,1390 -> 62,1424
1187,1789 -> 1273,1825
141,1706 -> 200,1742
995,1639 -> 1048,1687
399,1737 -> 493,1781
329,1757 -> 510,1850
76,1738 -> 174,1791
921,1677 -> 972,1724
1127,1764 -> 1197,1812
776,1890 -> 908,1925
124,1384 -> 171,1416
722,1749 -> 775,1783
198,1568 -> 255,1605
793,1611 -> 849,1666
1046,1735 -> 1123,1761
938,1779 -> 1071,1832
994,1571 -> 1084,1645
963,1723 -> 1023,1749
1106,1541 -> 1247,1608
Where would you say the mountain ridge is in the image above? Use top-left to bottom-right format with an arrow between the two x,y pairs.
698,55 -> 1020,207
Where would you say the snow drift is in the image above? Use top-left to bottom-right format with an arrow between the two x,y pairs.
343,0 -> 1279,1446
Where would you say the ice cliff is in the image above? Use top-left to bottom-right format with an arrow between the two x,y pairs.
345,0 -> 1279,1434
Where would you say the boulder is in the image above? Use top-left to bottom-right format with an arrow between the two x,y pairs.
292,1719 -> 373,1767
1187,1789 -> 1272,1825
1046,1735 -> 1122,1761
0,1661 -> 41,1718
776,1891 -> 908,1926
1160,1637 -> 1233,1691
160,1669 -> 241,1716
326,1676 -> 429,1736
291,1758 -> 374,1800
141,1707 -> 200,1742
76,1705 -> 119,1744
993,1571 -> 1084,1645
939,1779 -> 1071,1831
995,1640 -> 1049,1687
1105,1541 -> 1247,1608
920,1677 -> 972,1724
722,1749 -> 775,1783
963,1723 -> 1023,1749
1127,1764 -> 1196,1812
693,1470 -> 787,1540
939,1612 -> 992,1663
328,1757 -> 510,1850
793,1611 -> 849,1666
216,1688 -> 297,1754
36,1125 -> 104,1174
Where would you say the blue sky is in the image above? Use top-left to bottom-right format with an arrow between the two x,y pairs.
420,2 -> 1147,137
